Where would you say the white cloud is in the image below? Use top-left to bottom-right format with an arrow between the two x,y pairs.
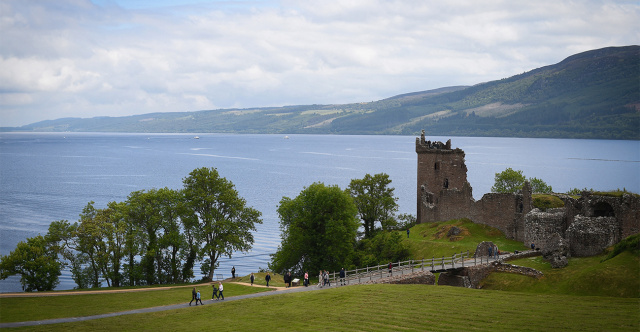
0,0 -> 638,127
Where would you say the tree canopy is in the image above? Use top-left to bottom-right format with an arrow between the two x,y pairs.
348,173 -> 399,238
491,168 -> 552,193
0,235 -> 62,292
269,182 -> 359,275
182,167 -> 262,281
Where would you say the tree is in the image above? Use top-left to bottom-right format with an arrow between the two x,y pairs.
348,173 -> 398,238
0,235 -> 62,292
529,177 -> 553,193
491,168 -> 553,193
491,168 -> 526,193
182,167 -> 262,281
269,182 -> 359,275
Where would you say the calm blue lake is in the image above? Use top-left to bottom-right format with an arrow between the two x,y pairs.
1,133 -> 638,292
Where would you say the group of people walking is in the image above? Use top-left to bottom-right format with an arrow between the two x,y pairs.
189,282 -> 224,306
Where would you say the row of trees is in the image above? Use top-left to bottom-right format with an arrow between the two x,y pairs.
0,167 -> 262,291
269,173 -> 414,276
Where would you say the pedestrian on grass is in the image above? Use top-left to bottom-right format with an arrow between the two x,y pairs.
265,272 -> 271,287
189,287 -> 197,306
407,228 -> 410,238
218,282 -> 224,300
250,273 -> 255,286
232,266 -> 236,279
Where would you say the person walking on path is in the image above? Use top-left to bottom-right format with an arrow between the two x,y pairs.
250,273 -> 255,286
488,246 -> 493,260
494,245 -> 499,259
196,290 -> 204,305
189,287 -> 197,306
284,271 -> 291,288
318,270 -> 323,288
388,262 -> 393,276
304,271 -> 309,287
218,282 -> 224,300
407,228 -> 410,238
212,284 -> 219,300
265,273 -> 271,287
339,268 -> 346,286
324,270 -> 331,287
232,266 -> 236,279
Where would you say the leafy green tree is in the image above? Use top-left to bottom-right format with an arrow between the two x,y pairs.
269,182 -> 359,275
182,167 -> 262,281
529,177 -> 553,193
0,235 -> 62,292
348,173 -> 398,238
491,168 -> 526,193
491,168 -> 553,193
354,231 -> 411,267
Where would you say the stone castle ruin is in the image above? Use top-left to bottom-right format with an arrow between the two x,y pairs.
416,130 -> 640,264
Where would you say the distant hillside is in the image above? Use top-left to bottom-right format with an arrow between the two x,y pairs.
4,46 -> 639,139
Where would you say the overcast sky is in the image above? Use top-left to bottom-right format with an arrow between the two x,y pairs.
0,0 -> 638,127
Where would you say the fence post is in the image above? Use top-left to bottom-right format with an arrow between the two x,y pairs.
411,260 -> 414,273
431,257 -> 434,271
451,254 -> 454,269
441,256 -> 444,270
461,252 -> 464,267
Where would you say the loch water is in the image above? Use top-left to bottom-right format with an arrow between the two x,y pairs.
1,132 -> 638,292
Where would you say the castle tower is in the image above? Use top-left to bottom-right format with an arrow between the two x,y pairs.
416,130 -> 472,223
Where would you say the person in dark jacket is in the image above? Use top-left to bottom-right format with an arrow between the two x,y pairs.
189,287 -> 197,306
284,271 -> 291,288
212,284 -> 219,300
250,273 -> 255,286
339,267 -> 346,286
265,272 -> 271,287
231,266 -> 236,279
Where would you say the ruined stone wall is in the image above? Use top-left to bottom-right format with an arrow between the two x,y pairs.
618,195 -> 640,238
472,193 -> 521,240
567,216 -> 619,257
523,208 -> 566,250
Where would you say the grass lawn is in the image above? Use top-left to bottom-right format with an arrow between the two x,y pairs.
0,282 -> 272,323
4,284 -> 638,331
406,219 -> 529,259
481,251 -> 640,298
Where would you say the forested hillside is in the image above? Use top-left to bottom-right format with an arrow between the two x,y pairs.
6,46 -> 639,139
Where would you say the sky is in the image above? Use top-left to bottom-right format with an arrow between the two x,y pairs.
0,0 -> 638,127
